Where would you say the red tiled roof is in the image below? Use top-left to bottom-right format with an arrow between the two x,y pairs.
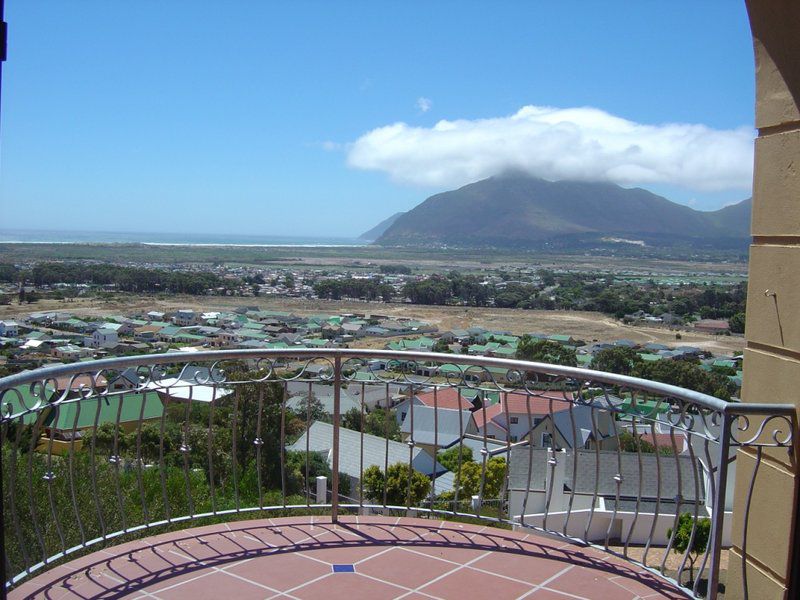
471,402 -> 506,431
500,391 -> 574,416
54,374 -> 108,392
415,388 -> 475,410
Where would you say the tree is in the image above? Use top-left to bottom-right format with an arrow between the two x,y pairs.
729,312 -> 746,334
432,338 -> 453,354
617,431 -> 673,455
590,347 -> 643,376
454,457 -> 506,499
437,445 -> 473,472
341,407 -> 362,431
667,512 -> 711,584
362,463 -> 430,506
364,408 -> 402,441
632,360 -> 737,401
516,336 -> 577,367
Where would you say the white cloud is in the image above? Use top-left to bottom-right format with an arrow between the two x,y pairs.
346,105 -> 754,192
416,97 -> 433,113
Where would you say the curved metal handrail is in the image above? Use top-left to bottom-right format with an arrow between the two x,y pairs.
1,348 -> 791,417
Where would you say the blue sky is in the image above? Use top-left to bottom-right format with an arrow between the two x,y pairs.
1,1 -> 755,238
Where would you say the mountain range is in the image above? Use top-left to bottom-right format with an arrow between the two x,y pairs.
364,174 -> 751,249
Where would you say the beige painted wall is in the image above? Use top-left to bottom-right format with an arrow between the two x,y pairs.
732,3 -> 800,599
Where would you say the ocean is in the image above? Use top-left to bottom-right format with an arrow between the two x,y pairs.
0,229 -> 368,247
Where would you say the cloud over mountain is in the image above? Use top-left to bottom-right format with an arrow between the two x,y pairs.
346,105 -> 754,192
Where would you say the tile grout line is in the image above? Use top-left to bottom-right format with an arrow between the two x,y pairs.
392,550 -> 494,600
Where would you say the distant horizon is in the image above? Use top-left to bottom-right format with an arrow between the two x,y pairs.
0,228 -> 369,246
0,176 -> 754,241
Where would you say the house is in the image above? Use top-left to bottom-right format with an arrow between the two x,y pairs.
38,390 -> 164,454
525,403 -> 617,450
172,309 -> 197,327
0,320 -> 20,337
470,391 -> 613,443
693,319 -> 731,334
548,334 -> 576,345
399,405 -> 478,455
91,328 -> 119,349
506,446 -> 709,545
52,344 -> 91,361
146,311 -> 166,321
286,387 -> 362,416
288,421 -> 453,500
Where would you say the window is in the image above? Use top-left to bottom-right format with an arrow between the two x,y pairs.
510,435 -> 518,442
510,416 -> 519,424
541,433 -> 553,448
400,412 -> 406,421
533,417 -> 542,427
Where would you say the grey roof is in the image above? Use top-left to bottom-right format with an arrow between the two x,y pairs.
548,405 -> 603,449
400,406 -> 473,448
508,446 -> 705,503
286,389 -> 362,415
288,421 -> 448,480
458,434 -> 510,457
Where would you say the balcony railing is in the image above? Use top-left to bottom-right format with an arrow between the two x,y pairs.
0,349 -> 795,599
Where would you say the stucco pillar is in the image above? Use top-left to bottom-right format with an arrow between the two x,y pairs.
730,3 -> 800,598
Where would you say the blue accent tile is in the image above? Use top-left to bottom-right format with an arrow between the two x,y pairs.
332,564 -> 355,573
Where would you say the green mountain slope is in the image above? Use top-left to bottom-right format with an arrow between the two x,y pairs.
375,174 -> 750,247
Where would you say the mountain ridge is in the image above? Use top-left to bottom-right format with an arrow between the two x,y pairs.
374,174 -> 751,248
359,212 -> 405,240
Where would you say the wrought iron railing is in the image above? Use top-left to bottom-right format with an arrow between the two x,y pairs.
0,349 -> 795,599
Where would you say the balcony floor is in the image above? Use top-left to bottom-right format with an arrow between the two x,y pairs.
10,516 -> 689,600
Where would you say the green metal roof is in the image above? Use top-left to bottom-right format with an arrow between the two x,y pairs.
46,391 -> 164,431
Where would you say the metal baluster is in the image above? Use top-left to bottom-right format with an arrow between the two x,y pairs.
582,406 -> 601,543
642,419 -> 663,567
382,382 -> 390,510
110,393 -> 128,531
693,437 -> 717,597
5,415 -> 30,573
231,386 -> 240,512
740,444 -> 762,600
134,391 -> 149,527
476,390 -> 488,519
280,380 -> 287,508
453,383 -> 465,516
406,383 -> 414,511
624,413 -> 644,559
25,406 -> 47,562
43,403 -> 66,554
706,413 -> 732,600
543,397 -> 556,531
428,386 -> 438,512
604,405 -> 622,551
661,426 -> 685,575
305,381 -> 311,507
563,400 -> 579,536
89,390 -> 107,536
207,385 -> 217,515
331,356 -> 341,522
254,385 -> 264,510
359,381 -> 365,508
179,388 -> 194,519
675,426 -> 701,585
521,392 -> 534,527
157,395 -> 171,523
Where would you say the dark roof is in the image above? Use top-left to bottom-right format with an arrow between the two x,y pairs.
508,446 -> 705,503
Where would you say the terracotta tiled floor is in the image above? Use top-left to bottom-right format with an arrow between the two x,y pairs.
9,516 -> 689,599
